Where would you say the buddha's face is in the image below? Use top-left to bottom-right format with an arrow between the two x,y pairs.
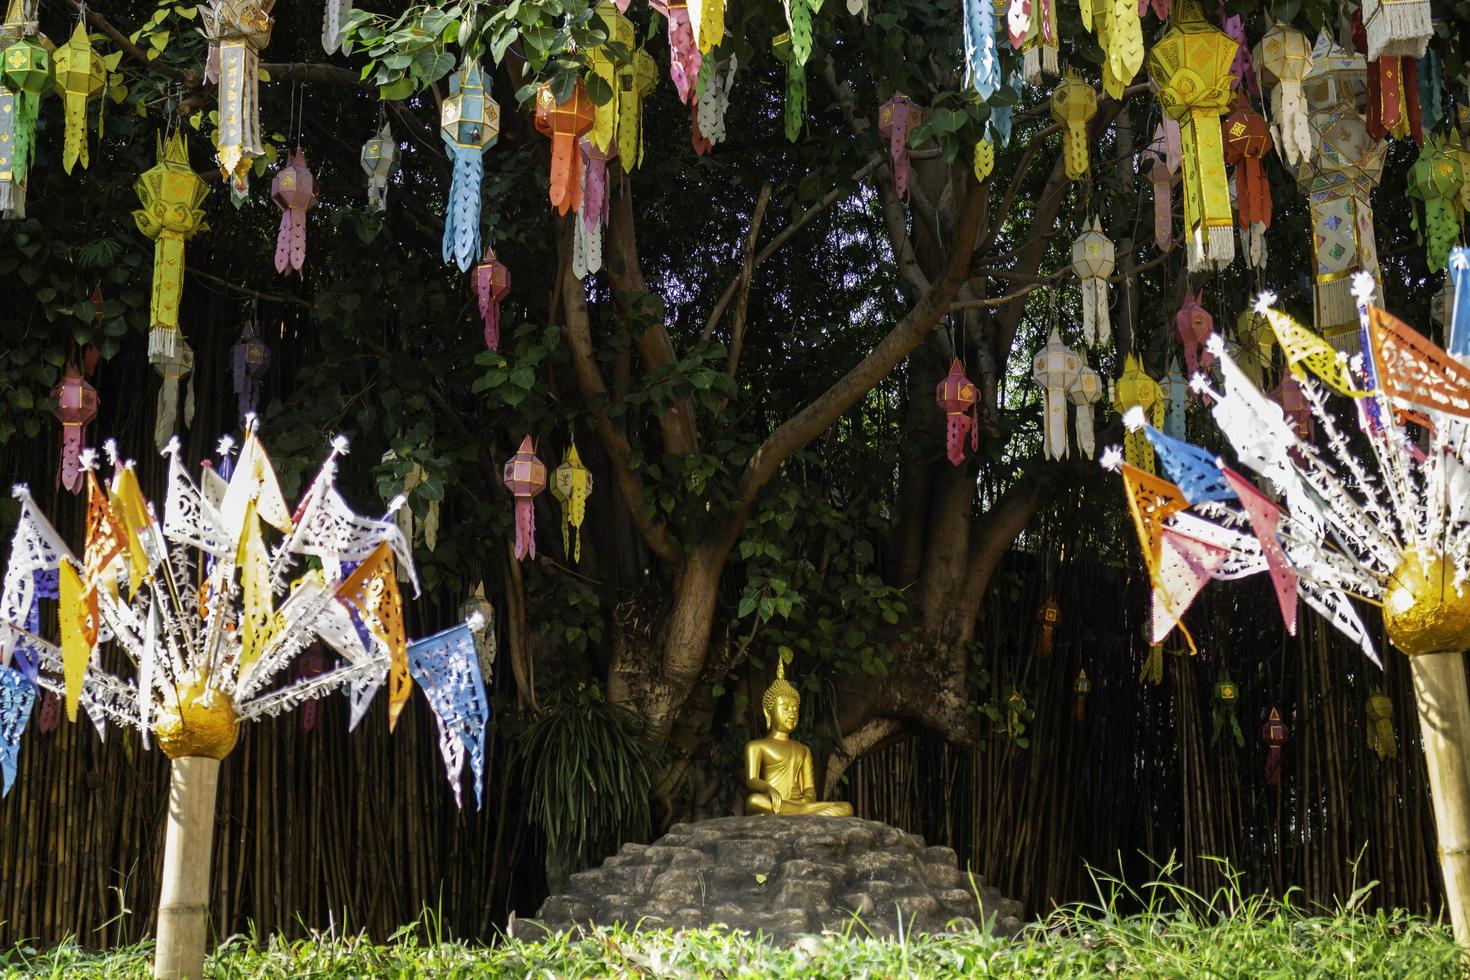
766,695 -> 799,735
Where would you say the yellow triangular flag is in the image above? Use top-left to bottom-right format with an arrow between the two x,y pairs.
58,562 -> 95,723
235,500 -> 274,676
339,542 -> 410,730
1264,307 -> 1365,397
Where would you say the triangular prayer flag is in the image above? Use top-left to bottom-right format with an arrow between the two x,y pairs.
1151,525 -> 1230,645
83,473 -> 127,602
1367,306 -> 1470,419
109,465 -> 154,596
1141,425 -> 1238,505
235,500 -> 275,676
57,562 -> 95,723
1220,466 -> 1298,635
338,541 -> 410,730
1264,308 -> 1365,397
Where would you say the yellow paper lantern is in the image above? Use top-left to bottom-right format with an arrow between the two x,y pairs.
1147,0 -> 1239,272
1050,71 -> 1096,182
51,19 -> 105,173
551,443 -> 594,562
1113,354 -> 1164,473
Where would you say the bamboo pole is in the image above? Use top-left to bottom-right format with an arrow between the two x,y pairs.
1409,652 -> 1470,947
154,756 -> 220,980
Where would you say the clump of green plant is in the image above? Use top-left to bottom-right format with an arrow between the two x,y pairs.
516,684 -> 657,877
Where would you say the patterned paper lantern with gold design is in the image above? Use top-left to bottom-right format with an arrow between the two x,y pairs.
1050,72 -> 1096,181
1072,218 -> 1114,346
1032,330 -> 1081,460
199,0 -> 275,184
1408,135 -> 1464,274
360,120 -> 398,213
51,19 -> 105,174
50,363 -> 96,494
618,47 -> 659,165
534,80 -> 597,217
1295,33 -> 1384,353
551,443 -> 593,562
0,1 -> 48,218
935,359 -> 980,466
1254,22 -> 1313,167
587,2 -> 635,155
133,130 -> 208,447
1113,354 -> 1164,472
440,59 -> 501,272
503,436 -> 547,561
1067,364 -> 1103,460
1223,93 -> 1273,269
1148,0 -> 1240,272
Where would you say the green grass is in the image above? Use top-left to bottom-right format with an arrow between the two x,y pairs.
2,867 -> 1463,978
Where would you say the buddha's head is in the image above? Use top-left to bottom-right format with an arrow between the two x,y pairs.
761,660 -> 800,735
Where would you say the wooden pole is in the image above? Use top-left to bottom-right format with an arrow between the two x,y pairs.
154,756 -> 220,980
1410,652 -> 1470,947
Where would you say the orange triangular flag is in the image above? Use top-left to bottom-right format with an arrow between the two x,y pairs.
1368,306 -> 1470,419
339,541 -> 410,730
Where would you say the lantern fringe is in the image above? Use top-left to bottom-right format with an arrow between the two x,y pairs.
148,327 -> 180,361
1363,2 -> 1431,61
1316,279 -> 1360,344
513,498 -> 536,560
0,184 -> 24,219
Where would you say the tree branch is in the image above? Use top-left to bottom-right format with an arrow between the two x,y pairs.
63,0 -> 198,84
604,191 -> 701,457
729,173 -> 988,544
719,182 -> 772,389
823,717 -> 904,800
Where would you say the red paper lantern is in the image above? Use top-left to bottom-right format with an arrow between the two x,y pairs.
503,435 -> 547,560
1222,93 -> 1273,268
1174,290 -> 1215,378
1262,707 -> 1289,785
934,359 -> 979,466
472,248 -> 512,351
534,81 -> 597,216
52,362 -> 97,494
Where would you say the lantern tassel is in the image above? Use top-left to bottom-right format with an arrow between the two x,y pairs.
1074,403 -> 1096,459
666,6 -> 701,104
549,134 -> 584,217
513,497 -> 536,560
1265,743 -> 1282,785
59,426 -> 84,494
274,207 -> 307,275
442,149 -> 484,273
155,379 -> 182,449
1270,83 -> 1311,167
1150,165 -> 1172,252
1073,693 -> 1086,722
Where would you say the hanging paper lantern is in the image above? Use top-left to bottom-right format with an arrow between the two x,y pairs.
0,9 -> 50,219
963,0 -> 999,99
1050,72 -> 1096,181
271,150 -> 318,276
1360,0 -> 1431,62
321,0 -> 352,54
534,80 -> 597,217
1174,289 -> 1214,377
935,359 -> 980,466
1366,688 -> 1397,760
1223,93 -> 1273,269
587,2 -> 634,155
471,248 -> 511,352
1073,669 -> 1090,722
230,321 -> 270,422
51,19 -> 105,174
1351,11 -> 1422,144
1032,330 -> 1081,460
1418,49 -> 1444,132
618,48 -> 659,164
51,364 -> 97,494
1149,0 -> 1239,272
1262,707 -> 1288,785
1113,354 -> 1164,473
1210,673 -> 1244,746
1034,597 -> 1060,658
1408,136 -> 1463,274
1140,125 -> 1176,252
1270,374 -> 1313,441
503,436 -> 547,561
360,120 -> 398,213
878,93 -> 920,200
199,0 -> 274,182
440,59 -> 501,272
1236,308 -> 1276,387
1071,218 -> 1114,346
1162,358 -> 1188,439
573,137 -> 616,278
1079,0 -> 1143,99
153,339 -> 193,448
1296,35 -> 1385,353
1018,0 -> 1059,84
1067,364 -> 1103,460
132,130 -> 209,383
649,0 -> 701,103
551,442 -> 593,562
1253,22 -> 1313,167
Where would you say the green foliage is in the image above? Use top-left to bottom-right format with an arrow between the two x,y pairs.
6,867 -> 1462,977
515,685 -> 657,873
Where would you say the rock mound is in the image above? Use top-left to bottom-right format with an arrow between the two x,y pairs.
529,815 -> 1025,944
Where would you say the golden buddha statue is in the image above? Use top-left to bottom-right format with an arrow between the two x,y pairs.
744,661 -> 853,817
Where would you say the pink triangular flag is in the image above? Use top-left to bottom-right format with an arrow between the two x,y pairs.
1221,467 -> 1298,635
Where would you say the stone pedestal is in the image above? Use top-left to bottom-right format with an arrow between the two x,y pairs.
529,815 -> 1025,943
